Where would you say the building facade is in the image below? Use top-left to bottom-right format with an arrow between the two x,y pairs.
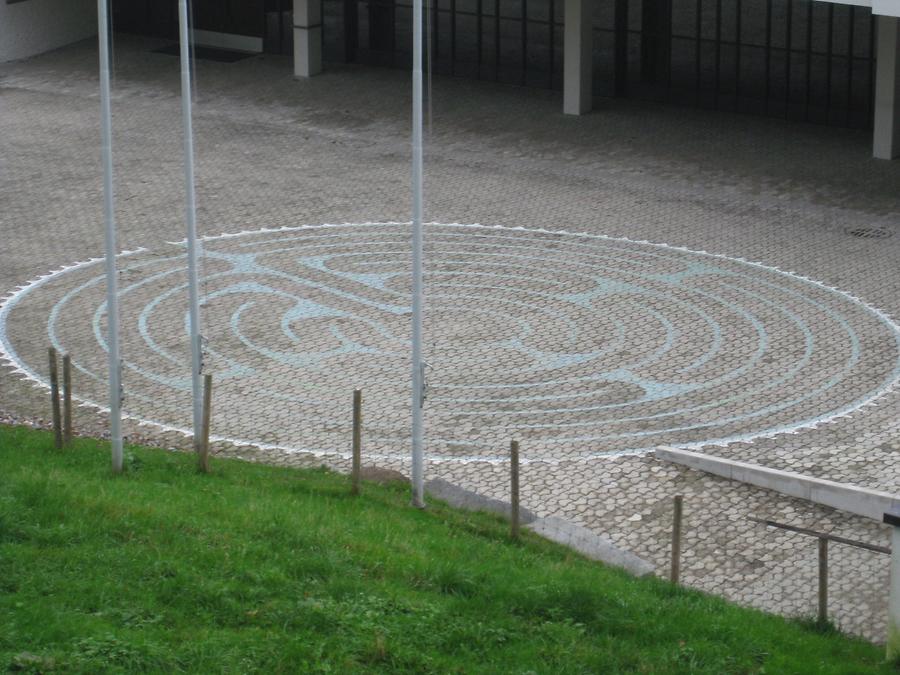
0,0 -> 97,63
2,0 -> 899,158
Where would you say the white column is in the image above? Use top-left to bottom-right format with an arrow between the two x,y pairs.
294,0 -> 323,78
874,16 -> 900,160
178,0 -> 204,443
563,0 -> 593,115
97,0 -> 124,474
410,0 -> 426,509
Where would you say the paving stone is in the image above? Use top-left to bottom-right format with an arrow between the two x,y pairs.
2,35 -> 899,643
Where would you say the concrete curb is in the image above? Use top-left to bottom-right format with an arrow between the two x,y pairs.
656,446 -> 900,521
526,516 -> 655,577
425,478 -> 654,577
425,478 -> 538,524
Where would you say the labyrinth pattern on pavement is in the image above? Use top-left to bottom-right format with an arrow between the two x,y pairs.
3,222 -> 900,462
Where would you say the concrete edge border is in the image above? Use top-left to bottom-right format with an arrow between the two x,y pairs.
425,478 -> 538,525
424,478 -> 655,577
656,445 -> 900,521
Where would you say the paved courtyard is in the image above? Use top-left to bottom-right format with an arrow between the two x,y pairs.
3,35 -> 900,641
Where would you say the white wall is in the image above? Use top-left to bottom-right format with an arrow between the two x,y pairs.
0,0 -> 96,63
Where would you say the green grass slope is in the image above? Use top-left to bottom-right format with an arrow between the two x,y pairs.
0,425 -> 893,673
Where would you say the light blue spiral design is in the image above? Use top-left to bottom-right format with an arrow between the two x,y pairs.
2,222 -> 899,462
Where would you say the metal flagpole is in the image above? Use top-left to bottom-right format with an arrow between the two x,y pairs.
177,0 -> 204,444
97,0 -> 124,473
411,0 -> 426,508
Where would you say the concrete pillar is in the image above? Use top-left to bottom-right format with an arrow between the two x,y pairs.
884,507 -> 900,659
294,0 -> 323,78
873,16 -> 900,160
563,0 -> 592,115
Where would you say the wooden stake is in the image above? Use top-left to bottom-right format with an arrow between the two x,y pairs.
818,537 -> 828,624
62,353 -> 73,446
510,440 -> 520,540
48,347 -> 62,449
352,389 -> 362,495
670,495 -> 683,584
197,373 -> 212,473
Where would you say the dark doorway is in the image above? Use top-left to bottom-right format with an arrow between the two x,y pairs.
640,0 -> 671,84
113,1 -> 178,40
369,0 -> 396,51
353,0 -> 397,65
114,0 -> 266,50
327,0 -> 874,129
190,0 -> 266,39
265,0 -> 294,54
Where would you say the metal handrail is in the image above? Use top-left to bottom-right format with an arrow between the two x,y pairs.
749,517 -> 890,554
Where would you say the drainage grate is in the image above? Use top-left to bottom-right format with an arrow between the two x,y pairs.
843,226 -> 894,239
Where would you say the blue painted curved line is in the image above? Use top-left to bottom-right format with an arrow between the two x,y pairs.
435,294 -> 678,383
318,244 -> 727,367
442,281 -> 810,424
297,254 -> 402,291
136,279 -> 195,366
144,232 -> 856,436
230,300 -> 375,368
436,258 -> 850,417
280,309 -> 406,350
233,229 -> 409,249
428,291 -> 580,341
220,233 -> 730,372
448,289 -> 828,434
246,230 -> 884,438
205,249 -> 411,315
92,282 -> 193,389
434,380 -> 628,405
9,222 -> 900,463
228,235 -> 693,294
426,306 -> 536,345
431,229 -> 695,268
49,273 -> 110,387
166,225 -> 900,454
429,259 -> 723,365
49,255 -> 188,374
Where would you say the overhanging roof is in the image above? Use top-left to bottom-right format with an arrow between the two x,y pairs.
816,0 -> 900,17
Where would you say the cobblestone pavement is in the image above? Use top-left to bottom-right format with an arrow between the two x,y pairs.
3,36 -> 900,642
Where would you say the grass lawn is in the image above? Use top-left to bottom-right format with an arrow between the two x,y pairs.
0,424 -> 895,673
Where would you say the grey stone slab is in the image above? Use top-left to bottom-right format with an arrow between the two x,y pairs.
425,478 -> 537,524
656,446 -> 900,521
3,34 -> 900,642
526,516 -> 655,577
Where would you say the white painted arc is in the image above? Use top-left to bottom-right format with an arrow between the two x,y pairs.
2,223 -> 900,465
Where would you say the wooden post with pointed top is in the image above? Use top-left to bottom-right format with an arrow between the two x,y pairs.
197,374 -> 212,473
884,507 -> 900,660
62,353 -> 73,446
510,440 -> 520,540
670,495 -> 683,584
48,347 -> 63,449
818,537 -> 829,625
352,389 -> 362,495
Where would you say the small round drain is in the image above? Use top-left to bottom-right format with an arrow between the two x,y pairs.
844,226 -> 893,239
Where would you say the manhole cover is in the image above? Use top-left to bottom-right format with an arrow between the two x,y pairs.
844,226 -> 893,239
